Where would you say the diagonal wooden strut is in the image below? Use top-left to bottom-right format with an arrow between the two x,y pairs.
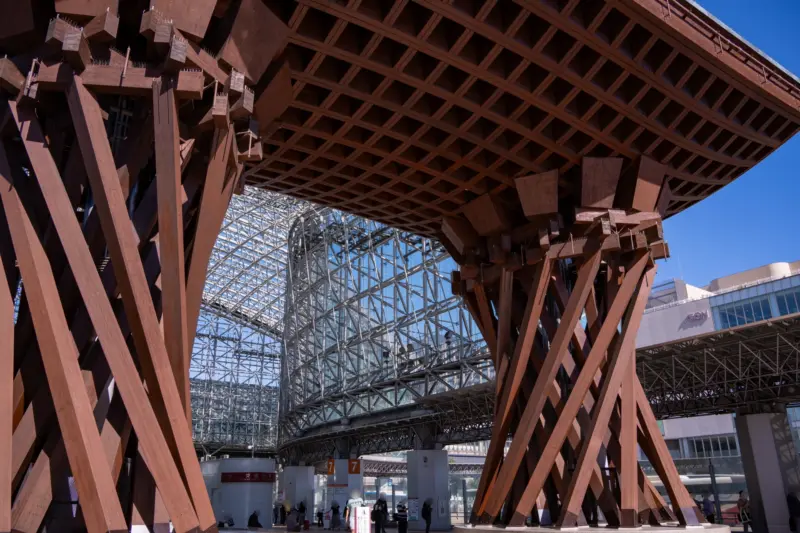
557,264 -> 656,527
66,74 -> 218,532
507,252 -> 651,525
6,100 -> 200,533
480,248 -> 603,520
0,141 -> 128,533
153,77 -> 192,423
0,220 -> 13,533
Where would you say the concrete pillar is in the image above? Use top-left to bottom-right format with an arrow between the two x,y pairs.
283,465 -> 315,515
736,409 -> 800,533
407,449 -> 450,531
325,458 -> 364,529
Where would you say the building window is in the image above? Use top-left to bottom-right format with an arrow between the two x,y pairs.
717,296 -> 772,329
685,435 -> 739,459
776,288 -> 800,316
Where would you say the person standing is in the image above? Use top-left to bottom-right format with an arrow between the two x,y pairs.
395,503 -> 408,533
376,496 -> 389,533
317,509 -> 324,527
421,500 -> 432,533
331,501 -> 342,531
738,491 -> 751,533
703,494 -> 716,524
274,505 -> 279,526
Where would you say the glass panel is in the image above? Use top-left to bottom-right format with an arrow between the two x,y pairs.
762,298 -> 773,319
788,292 -> 799,314
719,310 -> 729,329
778,295 -> 789,316
720,436 -> 730,456
729,436 -> 739,456
711,436 -> 721,457
744,302 -> 755,323
734,305 -> 746,326
753,300 -> 764,321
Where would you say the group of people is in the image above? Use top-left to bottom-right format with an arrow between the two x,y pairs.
271,501 -> 308,531
697,491 -> 751,531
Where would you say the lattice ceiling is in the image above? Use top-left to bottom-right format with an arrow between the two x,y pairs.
245,0 -> 800,237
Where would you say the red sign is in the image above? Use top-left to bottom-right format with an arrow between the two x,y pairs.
221,472 -> 276,483
348,459 -> 361,474
327,458 -> 335,475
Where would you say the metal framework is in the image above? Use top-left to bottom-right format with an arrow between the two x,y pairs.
280,207 -> 490,451
190,304 -> 282,455
191,187 -> 308,454
639,312 -> 800,418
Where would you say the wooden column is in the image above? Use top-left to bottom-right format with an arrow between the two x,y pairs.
441,157 -> 699,529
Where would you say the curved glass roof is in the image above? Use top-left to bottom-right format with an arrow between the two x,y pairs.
202,188 -> 316,337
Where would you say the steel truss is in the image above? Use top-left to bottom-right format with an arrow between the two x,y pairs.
280,208 -> 487,451
281,386 -> 494,465
638,312 -> 800,418
190,304 -> 281,454
190,187 -> 311,455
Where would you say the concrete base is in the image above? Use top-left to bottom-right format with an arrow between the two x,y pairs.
454,525 -> 730,533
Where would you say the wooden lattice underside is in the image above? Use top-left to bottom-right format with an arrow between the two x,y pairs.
246,0 -> 800,237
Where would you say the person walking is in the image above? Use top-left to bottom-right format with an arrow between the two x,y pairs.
703,494 -> 716,524
421,500 -> 433,533
274,505 -> 280,526
738,491 -> 752,533
317,509 -> 324,527
395,503 -> 408,533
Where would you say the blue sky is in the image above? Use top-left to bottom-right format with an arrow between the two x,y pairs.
656,0 -> 800,287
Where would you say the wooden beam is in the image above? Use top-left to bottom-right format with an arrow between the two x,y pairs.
0,231 -> 12,533
557,265 -> 655,527
463,194 -> 510,236
54,0 -> 117,18
506,256 -> 648,525
84,10 -> 119,42
480,249 -> 602,520
581,157 -> 624,208
36,61 -> 204,99
616,156 -> 667,212
515,170 -> 558,218
254,60 -> 292,131
620,363 -> 639,527
218,0 -> 289,83
495,267 -> 514,371
636,378 -> 702,526
150,0 -> 215,41
9,100 -> 201,531
153,77 -> 191,421
0,57 -> 25,94
0,141 -> 128,533
63,27 -> 91,72
66,75 -> 218,532
185,126 -> 236,347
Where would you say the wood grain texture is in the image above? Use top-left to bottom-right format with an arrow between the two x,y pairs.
0,214 -> 13,533
66,74 -> 218,532
0,141 -> 127,533
153,78 -> 191,420
9,99 -> 200,532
